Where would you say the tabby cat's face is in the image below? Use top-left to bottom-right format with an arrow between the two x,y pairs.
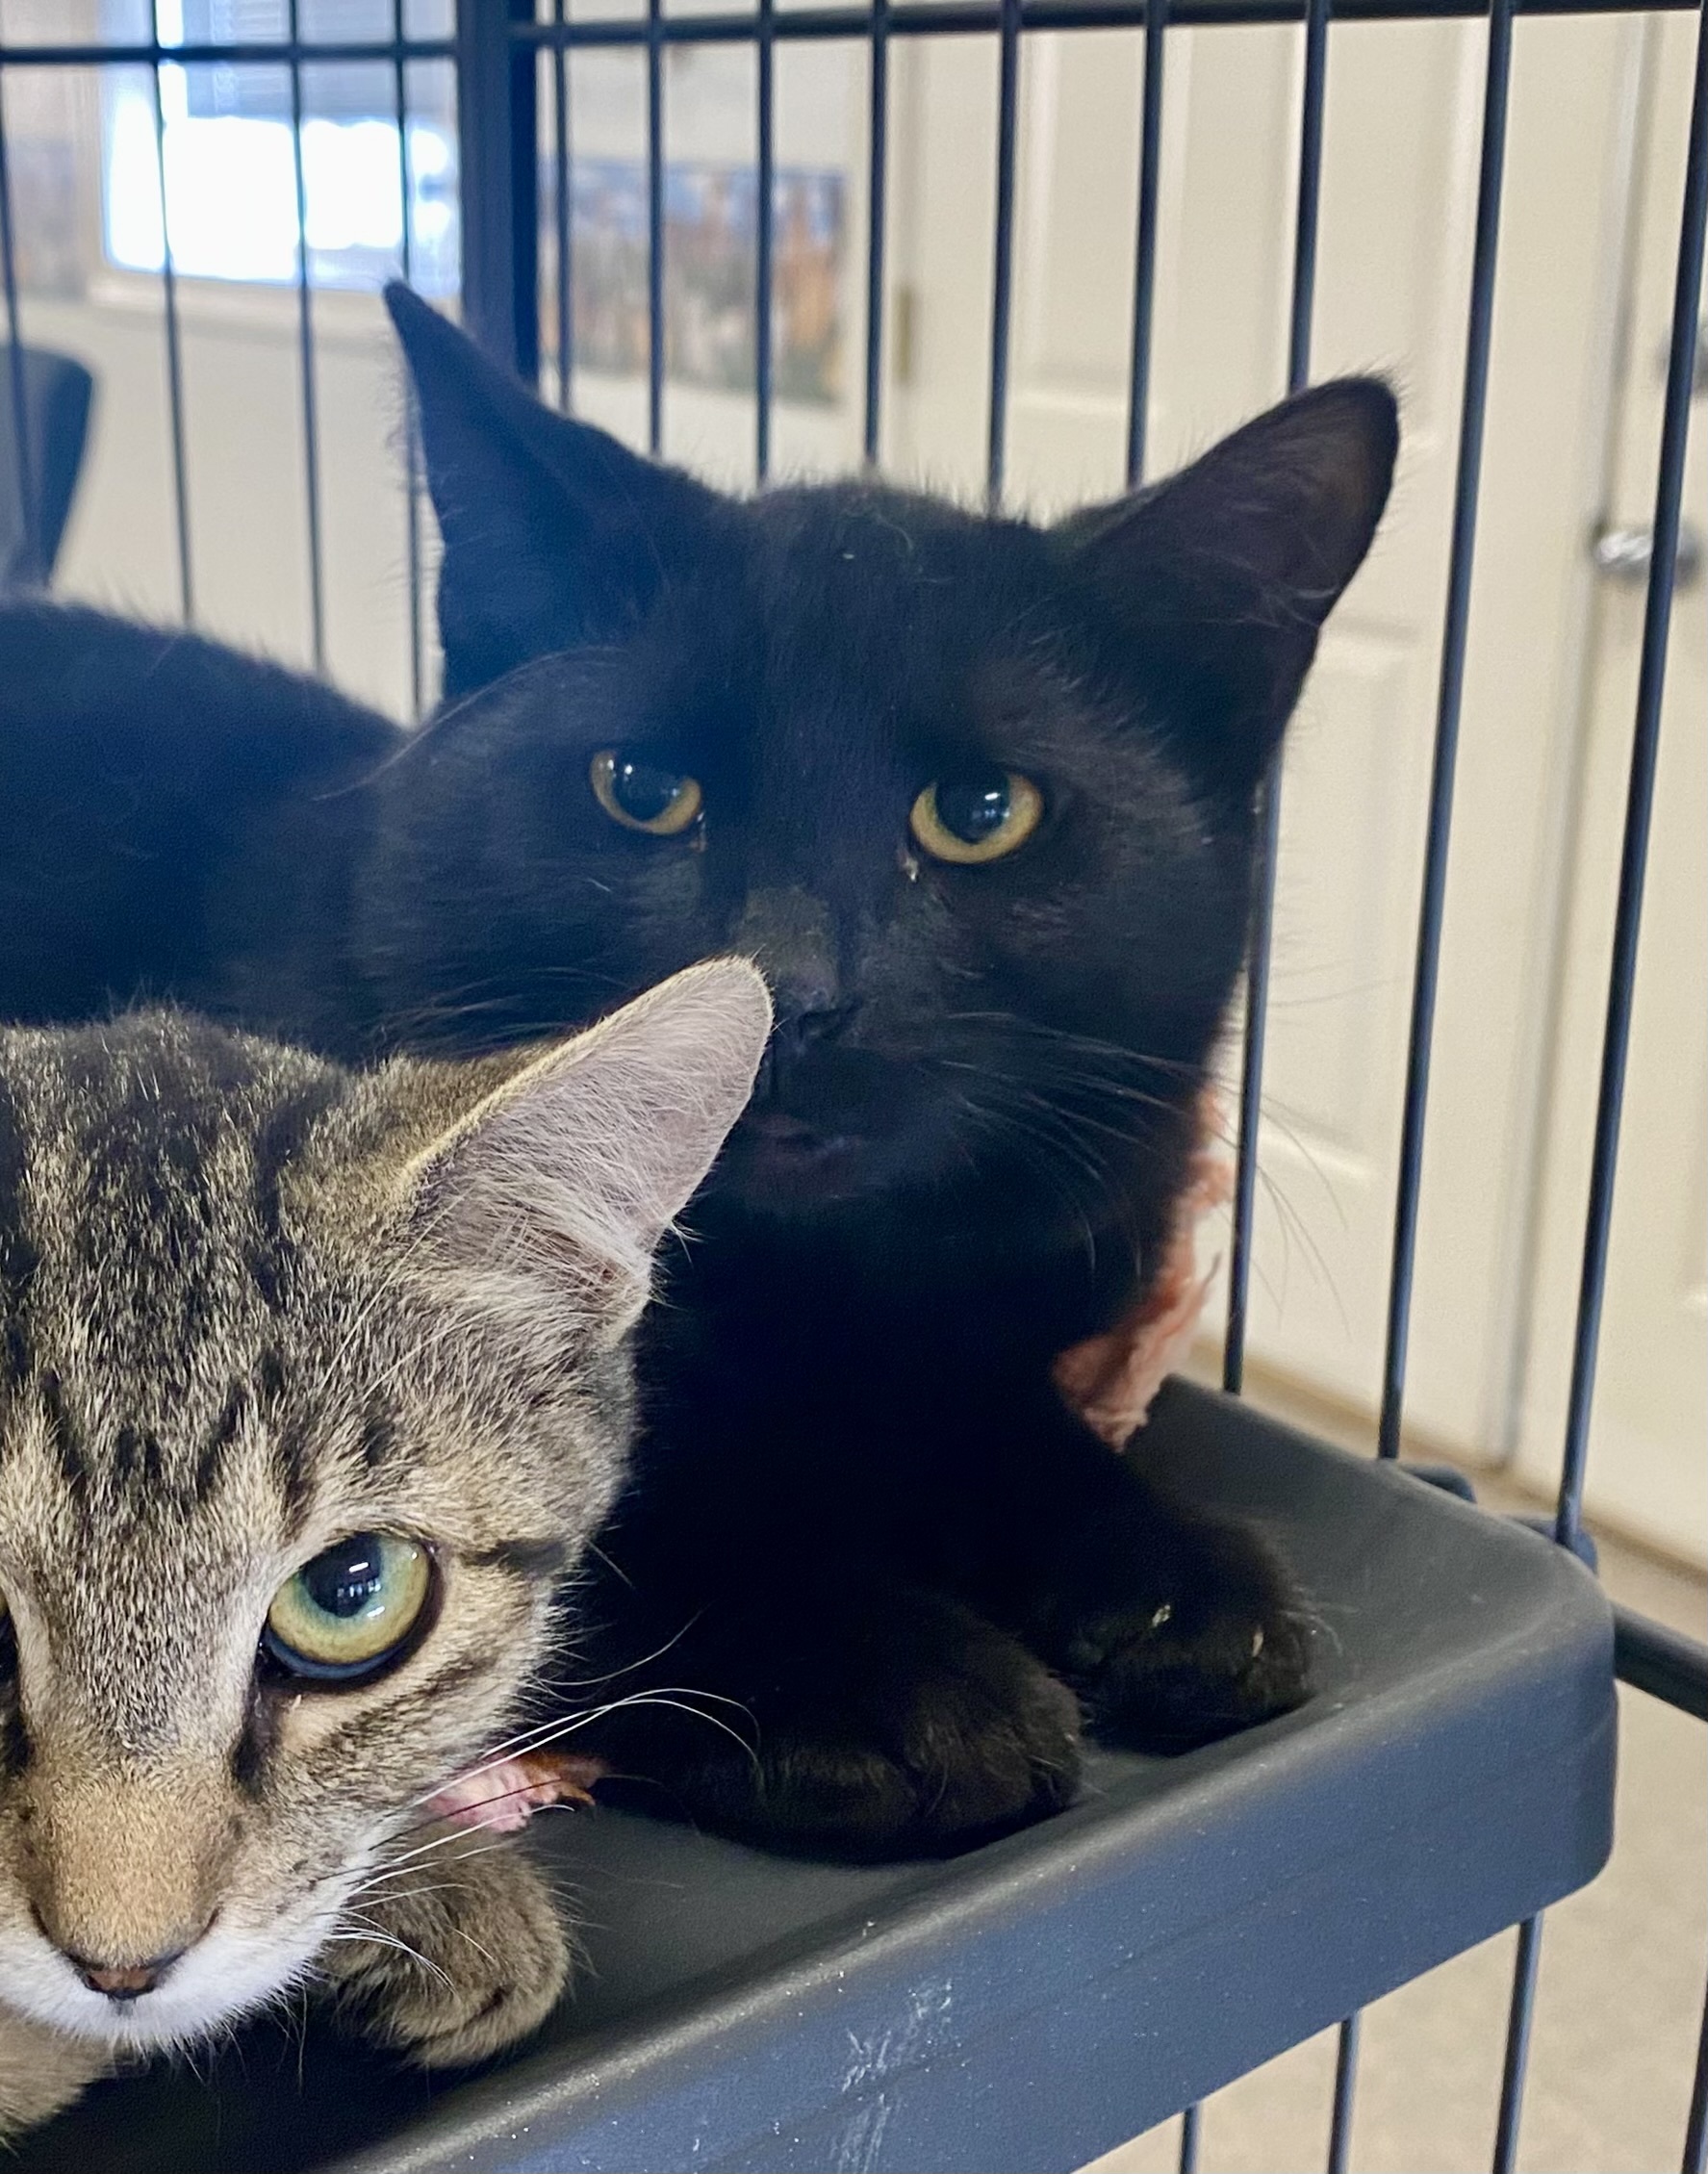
0,971 -> 766,2052
369,290 -> 1397,1270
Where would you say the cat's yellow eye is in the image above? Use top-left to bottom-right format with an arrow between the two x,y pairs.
264,1534 -> 432,1684
909,769 -> 1043,865
590,749 -> 703,837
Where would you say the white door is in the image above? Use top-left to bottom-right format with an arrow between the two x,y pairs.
882,15 -> 1643,1457
1513,10 -> 1707,1560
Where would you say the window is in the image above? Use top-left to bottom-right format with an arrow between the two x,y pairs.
101,0 -> 458,294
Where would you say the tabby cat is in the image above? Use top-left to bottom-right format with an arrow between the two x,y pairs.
0,294 -> 1397,1854
0,963 -> 770,2136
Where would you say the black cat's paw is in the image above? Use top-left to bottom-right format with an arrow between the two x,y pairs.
1058,1521 -> 1313,1749
595,1586 -> 1083,1858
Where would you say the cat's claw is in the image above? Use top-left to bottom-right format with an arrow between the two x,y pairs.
1052,1521 -> 1313,1750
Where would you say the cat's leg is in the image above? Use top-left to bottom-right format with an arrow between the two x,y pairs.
579,1573 -> 1083,1857
320,1839 -> 569,2069
0,2008 -> 109,2137
990,1400 -> 1313,1746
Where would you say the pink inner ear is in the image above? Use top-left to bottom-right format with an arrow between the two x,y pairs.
422,1749 -> 608,1832
1053,1087 -> 1232,1448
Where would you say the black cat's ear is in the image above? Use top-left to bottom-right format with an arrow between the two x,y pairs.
1061,377 -> 1398,794
385,284 -> 723,697
398,959 -> 772,1348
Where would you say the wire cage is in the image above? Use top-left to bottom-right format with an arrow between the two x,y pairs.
0,0 -> 1703,2168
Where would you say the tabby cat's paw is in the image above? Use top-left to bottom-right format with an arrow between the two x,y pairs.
1063,1521 -> 1313,1748
325,1842 -> 569,2070
0,2008 -> 110,2137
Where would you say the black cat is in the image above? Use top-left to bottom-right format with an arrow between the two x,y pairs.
0,290 -> 1396,1854
0,603 -> 397,1034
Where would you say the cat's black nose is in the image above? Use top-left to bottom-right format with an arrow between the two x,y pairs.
67,1944 -> 187,2000
752,1006 -> 854,1102
731,886 -> 841,1023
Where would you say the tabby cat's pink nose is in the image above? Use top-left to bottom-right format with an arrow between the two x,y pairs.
66,1945 -> 187,2000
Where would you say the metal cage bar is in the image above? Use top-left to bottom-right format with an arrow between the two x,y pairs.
552,0 -> 574,414
756,0 -> 778,481
394,4 -> 425,722
285,0 -> 327,675
648,0 -> 667,454
1326,2008 -> 1361,2173
1376,0 -> 1515,1461
1223,0 -> 1330,1395
1617,1608 -> 1708,1723
514,0 -> 1696,53
1124,0 -> 1167,483
1492,1915 -> 1545,2173
1686,1976 -> 1708,2174
1553,0 -> 1708,1553
0,74 -> 38,587
864,0 -> 892,465
986,0 -> 1025,502
148,9 -> 194,626
0,0 -> 1691,73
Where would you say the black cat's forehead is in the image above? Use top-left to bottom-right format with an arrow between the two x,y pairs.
428,488 -> 1088,773
743,482 -> 1061,645
699,484 -> 1094,764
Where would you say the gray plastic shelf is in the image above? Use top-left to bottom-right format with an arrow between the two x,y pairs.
15,1382 -> 1616,2174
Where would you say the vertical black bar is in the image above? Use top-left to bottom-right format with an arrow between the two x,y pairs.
647,0 -> 665,455
1377,0 -> 1515,1460
1326,2010 -> 1360,2174
148,23 -> 194,625
510,3 -> 540,385
985,0 -> 1022,507
553,0 -> 574,413
456,0 -> 534,375
287,0 -> 326,675
394,2 -> 424,722
755,0 -> 776,482
1223,0 -> 1329,1395
1177,2101 -> 1201,2174
1125,0 -> 1166,486
1555,0 -> 1707,1552
1491,1915 -> 1543,2174
0,71 -> 41,587
863,0 -> 890,469
1284,0 -> 1328,397
1685,1968 -> 1708,2174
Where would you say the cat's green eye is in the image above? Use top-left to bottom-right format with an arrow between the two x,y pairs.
264,1534 -> 432,1684
909,768 -> 1043,865
590,749 -> 703,837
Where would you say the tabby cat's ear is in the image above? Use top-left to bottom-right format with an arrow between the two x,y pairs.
402,959 -> 772,1347
1060,377 -> 1398,797
385,284 -> 723,699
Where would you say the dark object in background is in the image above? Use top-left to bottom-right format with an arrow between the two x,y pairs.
0,346 -> 93,589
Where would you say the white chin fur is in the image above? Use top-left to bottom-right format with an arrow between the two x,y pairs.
0,1910 -> 334,2054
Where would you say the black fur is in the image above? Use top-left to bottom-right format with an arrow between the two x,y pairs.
0,602 -> 397,1040
0,292 -> 1397,1855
